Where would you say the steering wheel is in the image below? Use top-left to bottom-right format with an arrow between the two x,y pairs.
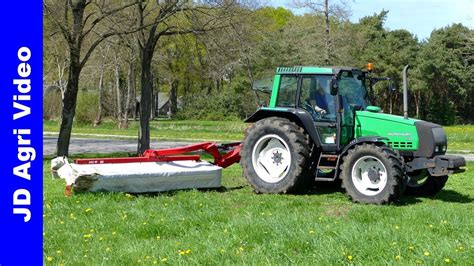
303,103 -> 323,120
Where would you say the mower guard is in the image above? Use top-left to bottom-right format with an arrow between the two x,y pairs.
52,142 -> 241,195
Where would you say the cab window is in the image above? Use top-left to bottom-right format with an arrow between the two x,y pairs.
276,75 -> 298,107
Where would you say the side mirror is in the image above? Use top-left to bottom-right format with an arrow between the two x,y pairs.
330,78 -> 339,95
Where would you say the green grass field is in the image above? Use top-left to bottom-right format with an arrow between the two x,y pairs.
44,157 -> 474,265
44,120 -> 474,153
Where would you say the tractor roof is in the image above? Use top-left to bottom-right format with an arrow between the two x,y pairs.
276,66 -> 362,75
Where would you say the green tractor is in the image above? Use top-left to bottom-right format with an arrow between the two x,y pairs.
241,66 -> 465,204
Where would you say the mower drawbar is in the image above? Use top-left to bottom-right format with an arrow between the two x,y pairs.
51,142 -> 241,196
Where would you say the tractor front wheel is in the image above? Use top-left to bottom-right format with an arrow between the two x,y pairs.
339,143 -> 404,204
240,117 -> 312,193
404,170 -> 448,196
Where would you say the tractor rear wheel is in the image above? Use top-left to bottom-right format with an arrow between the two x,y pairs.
339,143 -> 404,204
240,117 -> 312,193
404,170 -> 448,196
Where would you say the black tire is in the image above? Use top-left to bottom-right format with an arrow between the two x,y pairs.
404,170 -> 448,196
240,117 -> 312,193
339,143 -> 404,204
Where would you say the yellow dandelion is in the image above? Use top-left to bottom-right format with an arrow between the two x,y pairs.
112,231 -> 117,235
125,193 -> 133,198
409,246 -> 415,250
429,224 -> 434,228
220,249 -> 225,253
47,256 -> 53,262
59,220 -> 64,225
424,251 -> 430,256
185,249 -> 191,254
459,246 -> 464,250
85,208 -> 92,212
99,237 -> 104,241
179,250 -> 185,255
442,220 -> 448,224
395,255 -> 401,260
395,225 -> 400,230
391,242 -> 397,246
444,258 -> 451,263
156,236 -> 161,240
146,255 -> 151,259
56,250 -> 61,254
416,259 -> 422,264
347,255 -> 353,261
143,222 -> 147,225
153,260 -> 158,264
106,247 -> 111,252
199,203 -> 203,207
83,234 -> 92,238
309,230 -> 315,234
161,257 -> 168,262
239,247 -> 244,251
224,229 -> 228,233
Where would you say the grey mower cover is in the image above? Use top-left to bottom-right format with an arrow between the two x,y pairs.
52,157 -> 222,193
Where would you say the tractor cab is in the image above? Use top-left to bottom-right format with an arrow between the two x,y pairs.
251,66 -> 373,152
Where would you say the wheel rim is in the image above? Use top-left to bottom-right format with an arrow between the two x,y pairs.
407,170 -> 429,187
351,155 -> 388,196
251,134 -> 291,183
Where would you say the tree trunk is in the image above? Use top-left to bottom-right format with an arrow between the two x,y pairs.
138,47 -> 153,154
184,76 -> 190,97
414,91 -> 420,119
114,54 -> 123,127
170,79 -> 178,116
94,64 -> 105,127
324,0 -> 330,65
56,51 -> 81,156
122,61 -> 135,129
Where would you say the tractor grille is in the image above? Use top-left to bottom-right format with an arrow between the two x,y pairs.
388,141 -> 413,149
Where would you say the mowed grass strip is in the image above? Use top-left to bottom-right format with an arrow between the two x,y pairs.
43,120 -> 247,142
44,160 -> 474,265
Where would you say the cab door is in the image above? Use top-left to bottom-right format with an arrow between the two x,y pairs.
297,75 -> 338,151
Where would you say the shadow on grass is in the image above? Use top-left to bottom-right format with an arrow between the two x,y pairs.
432,189 -> 473,203
395,190 -> 473,205
118,185 -> 248,198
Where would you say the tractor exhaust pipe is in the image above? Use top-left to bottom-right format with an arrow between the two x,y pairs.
402,65 -> 410,119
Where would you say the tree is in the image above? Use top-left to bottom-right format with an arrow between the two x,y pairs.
293,0 -> 350,65
44,0 -> 137,156
133,0 -> 234,154
416,24 -> 474,124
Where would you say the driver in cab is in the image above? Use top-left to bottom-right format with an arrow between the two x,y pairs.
310,83 -> 329,115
